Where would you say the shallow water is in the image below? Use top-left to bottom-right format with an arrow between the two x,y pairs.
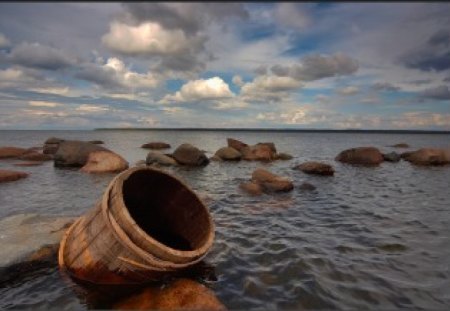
1,130 -> 450,309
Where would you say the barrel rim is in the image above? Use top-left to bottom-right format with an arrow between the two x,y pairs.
111,166 -> 215,259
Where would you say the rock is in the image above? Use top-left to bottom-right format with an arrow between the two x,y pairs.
0,169 -> 29,183
258,142 -> 277,154
173,144 -> 209,166
241,144 -> 276,162
19,152 -> 52,161
227,138 -> 248,152
239,182 -> 263,196
141,142 -> 171,149
54,140 -> 108,167
209,155 -> 222,162
0,214 -> 74,268
389,143 -> 410,148
0,147 -> 28,159
251,168 -> 294,193
146,151 -> 178,166
275,153 -> 293,160
299,182 -> 316,191
214,147 -> 241,161
13,161 -> 44,167
295,161 -> 335,176
402,148 -> 450,166
335,147 -> 384,165
88,140 -> 104,145
45,137 -> 64,144
43,143 -> 59,155
383,152 -> 401,162
114,278 -> 226,311
80,151 -> 129,173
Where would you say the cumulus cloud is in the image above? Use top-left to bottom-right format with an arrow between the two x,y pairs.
0,33 -> 10,48
270,53 -> 359,81
75,57 -> 160,91
28,100 -> 61,108
242,75 -> 302,94
232,75 -> 244,87
398,29 -> 450,72
274,3 -> 311,31
419,85 -> 450,100
337,86 -> 359,96
161,77 -> 234,103
8,42 -> 75,70
372,82 -> 400,91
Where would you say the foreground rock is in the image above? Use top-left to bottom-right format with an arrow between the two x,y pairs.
383,152 -> 401,162
214,147 -> 241,161
54,140 -> 108,167
335,147 -> 384,165
141,142 -> 171,149
0,213 -> 74,283
146,151 -> 178,166
402,148 -> 450,166
389,143 -> 410,148
0,147 -> 28,159
0,169 -> 29,183
80,151 -> 129,173
240,168 -> 293,195
173,144 -> 209,166
295,161 -> 335,176
114,278 -> 226,310
19,151 -> 52,161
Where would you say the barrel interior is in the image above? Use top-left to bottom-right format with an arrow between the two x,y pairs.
122,170 -> 211,251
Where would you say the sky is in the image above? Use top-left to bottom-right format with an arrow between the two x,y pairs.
0,2 -> 449,130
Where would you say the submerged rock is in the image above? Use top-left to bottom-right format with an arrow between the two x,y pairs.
251,168 -> 293,193
298,182 -> 316,191
0,147 -> 28,159
335,147 -> 384,165
80,151 -> 129,173
19,151 -> 52,161
274,153 -> 293,160
173,144 -> 209,166
383,152 -> 401,162
295,161 -> 335,176
214,147 -> 241,161
0,169 -> 29,183
54,140 -> 108,167
141,142 -> 171,149
146,151 -> 178,166
402,148 -> 450,166
114,278 -> 226,310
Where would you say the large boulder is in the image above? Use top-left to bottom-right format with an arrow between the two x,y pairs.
43,137 -> 65,155
114,278 -> 226,310
19,152 -> 52,161
295,161 -> 335,176
0,147 -> 28,159
383,152 -> 401,162
227,138 -> 248,152
173,144 -> 209,166
141,142 -> 171,149
215,147 -> 241,161
54,140 -> 108,167
251,168 -> 293,193
146,151 -> 178,166
0,169 -> 29,183
80,151 -> 129,173
335,147 -> 384,165
402,148 -> 450,166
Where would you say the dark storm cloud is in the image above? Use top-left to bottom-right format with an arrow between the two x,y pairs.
372,82 -> 400,92
270,53 -> 358,81
398,29 -> 450,72
420,85 -> 450,100
8,42 -> 75,70
121,3 -> 249,34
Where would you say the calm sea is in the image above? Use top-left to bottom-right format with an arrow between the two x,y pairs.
0,130 -> 449,309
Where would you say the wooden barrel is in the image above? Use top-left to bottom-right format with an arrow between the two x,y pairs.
59,166 -> 215,284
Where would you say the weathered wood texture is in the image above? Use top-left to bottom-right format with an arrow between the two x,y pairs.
59,167 -> 215,284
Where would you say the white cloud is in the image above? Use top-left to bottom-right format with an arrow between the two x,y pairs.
28,86 -> 70,96
28,100 -> 61,108
102,21 -> 193,56
161,77 -> 234,103
76,104 -> 109,112
232,75 -> 244,87
337,86 -> 359,95
0,32 -> 10,48
242,75 -> 302,94
213,99 -> 249,110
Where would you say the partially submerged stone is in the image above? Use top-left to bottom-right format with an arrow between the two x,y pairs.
214,147 -> 241,161
335,147 -> 384,165
19,151 -> 52,161
239,182 -> 263,196
251,168 -> 293,193
383,152 -> 401,162
173,144 -> 209,166
146,151 -> 178,166
80,150 -> 129,173
389,143 -> 410,148
114,278 -> 226,310
0,147 -> 28,159
227,138 -> 248,152
402,148 -> 450,166
299,182 -> 316,191
274,153 -> 293,160
0,169 -> 29,183
54,140 -> 108,167
295,161 -> 335,176
141,142 -> 171,149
